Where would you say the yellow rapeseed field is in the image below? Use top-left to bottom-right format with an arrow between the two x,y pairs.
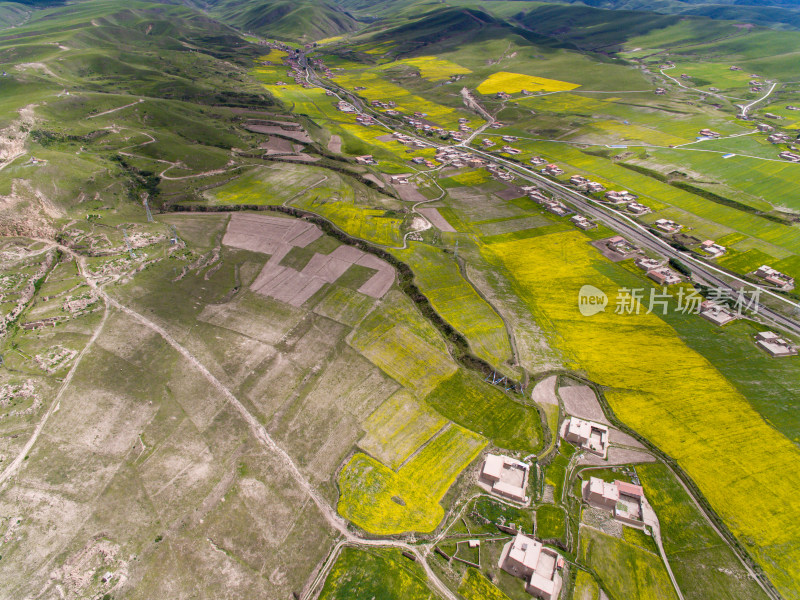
391,56 -> 472,81
338,424 -> 486,534
459,568 -> 512,600
358,390 -> 448,469
483,230 -> 800,598
477,71 -> 580,95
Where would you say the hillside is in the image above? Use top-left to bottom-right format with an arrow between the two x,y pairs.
206,0 -> 360,41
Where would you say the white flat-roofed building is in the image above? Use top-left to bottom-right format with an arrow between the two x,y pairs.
563,417 -> 609,457
478,454 -> 530,503
699,301 -> 737,326
499,533 -> 564,600
755,331 -> 798,357
583,477 -> 654,527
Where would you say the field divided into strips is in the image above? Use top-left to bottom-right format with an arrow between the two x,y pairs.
582,119 -> 691,147
646,147 -> 800,212
482,230 -> 800,598
477,71 -> 580,95
333,71 -> 464,128
579,527 -> 678,600
319,547 -> 436,600
637,463 -> 769,600
312,286 -> 375,327
209,165 -> 326,205
459,568 -> 512,600
349,298 -> 457,397
358,390 -> 447,469
377,56 -> 472,81
425,371 -> 543,454
395,243 -> 512,367
294,197 -> 404,247
528,142 -> 800,255
337,425 -> 486,534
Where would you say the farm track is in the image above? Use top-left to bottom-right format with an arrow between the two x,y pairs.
0,265 -> 110,489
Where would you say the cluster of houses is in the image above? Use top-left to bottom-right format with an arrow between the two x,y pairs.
487,163 -> 515,182
392,131 -> 432,149
768,132 -> 791,143
634,256 -> 681,285
753,265 -> 795,290
371,99 -> 397,110
755,331 -> 798,357
570,175 -> 606,194
434,148 -> 486,169
603,189 -> 639,206
700,239 -> 726,257
336,100 -> 357,113
570,215 -> 596,230
356,114 -> 375,126
522,186 -> 571,216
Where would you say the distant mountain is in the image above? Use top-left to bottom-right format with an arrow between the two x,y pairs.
201,0 -> 360,41
359,6 -> 568,56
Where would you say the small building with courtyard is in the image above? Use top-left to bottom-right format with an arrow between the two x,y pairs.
478,454 -> 530,503
583,477 -> 656,528
562,417 -> 609,457
498,533 -> 564,600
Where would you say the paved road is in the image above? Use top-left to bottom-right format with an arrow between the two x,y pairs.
301,55 -> 800,336
470,150 -> 800,336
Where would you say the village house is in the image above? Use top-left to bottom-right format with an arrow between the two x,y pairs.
787,105 -> 800,111
654,88 -> 666,95
543,164 -> 564,176
699,301 -> 737,326
757,123 -> 774,132
563,417 -> 608,457
654,218 -> 682,234
603,190 -> 635,204
626,201 -> 651,215
583,477 -> 654,527
569,175 -> 588,186
754,265 -> 795,290
530,156 -> 547,166
502,146 -> 522,155
544,200 -> 571,217
755,331 -> 798,357
730,65 -> 742,70
768,133 -> 791,143
498,533 -> 564,600
698,128 -> 721,138
570,215 -> 596,230
527,189 -> 549,204
354,155 -> 377,165
700,240 -> 726,257
336,100 -> 356,113
390,174 -> 411,185
586,181 -> 605,193
496,91 -> 511,100
635,257 -> 663,271
606,236 -> 636,255
502,135 -> 519,143
764,113 -> 780,119
647,267 -> 681,286
490,121 -> 504,129
779,150 -> 800,162
478,454 -> 530,503
482,138 -> 496,147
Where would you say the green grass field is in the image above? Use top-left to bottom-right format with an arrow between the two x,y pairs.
579,527 -> 679,600
319,547 -> 436,600
424,371 -> 543,454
